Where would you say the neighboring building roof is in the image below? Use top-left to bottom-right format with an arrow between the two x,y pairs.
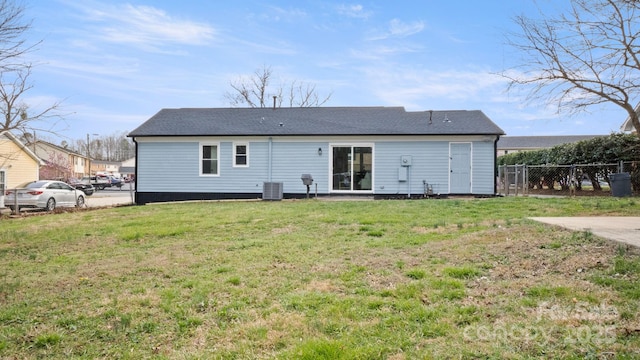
121,157 -> 136,167
128,107 -> 505,137
497,135 -> 605,150
0,131 -> 44,165
92,160 -> 122,165
34,140 -> 86,158
119,166 -> 135,174
621,104 -> 639,132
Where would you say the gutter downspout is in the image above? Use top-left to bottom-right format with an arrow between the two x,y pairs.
494,135 -> 500,195
132,137 -> 139,204
268,137 -> 273,182
408,166 -> 411,198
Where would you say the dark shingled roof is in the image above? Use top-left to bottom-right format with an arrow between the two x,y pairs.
128,107 -> 505,137
119,166 -> 135,174
497,135 -> 606,150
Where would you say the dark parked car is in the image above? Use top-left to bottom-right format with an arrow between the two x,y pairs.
80,175 -> 110,190
108,176 -> 123,189
68,178 -> 95,196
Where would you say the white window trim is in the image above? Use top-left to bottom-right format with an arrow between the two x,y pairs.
199,142 -> 220,176
232,142 -> 249,168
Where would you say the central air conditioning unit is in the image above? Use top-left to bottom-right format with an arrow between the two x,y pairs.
262,182 -> 283,201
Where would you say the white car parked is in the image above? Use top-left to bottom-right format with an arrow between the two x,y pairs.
5,180 -> 85,211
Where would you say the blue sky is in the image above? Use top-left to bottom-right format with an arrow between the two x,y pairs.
22,0 -> 627,143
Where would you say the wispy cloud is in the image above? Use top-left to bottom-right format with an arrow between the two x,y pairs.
336,4 -> 372,19
44,56 -> 139,78
369,18 -> 425,40
388,19 -> 424,37
258,6 -> 307,22
349,44 -> 422,60
359,65 -> 509,108
63,1 -> 215,50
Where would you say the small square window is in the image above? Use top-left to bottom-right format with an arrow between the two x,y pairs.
234,143 -> 249,167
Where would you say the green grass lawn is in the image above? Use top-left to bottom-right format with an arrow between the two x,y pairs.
1,197 -> 640,359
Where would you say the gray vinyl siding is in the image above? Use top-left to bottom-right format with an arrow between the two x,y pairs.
270,141 -> 328,194
471,140 -> 497,194
136,137 -> 496,196
137,142 -> 197,192
374,141 -> 450,196
137,140 -> 328,194
137,141 -> 268,193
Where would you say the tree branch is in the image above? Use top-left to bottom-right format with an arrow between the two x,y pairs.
224,65 -> 332,108
502,0 -> 640,134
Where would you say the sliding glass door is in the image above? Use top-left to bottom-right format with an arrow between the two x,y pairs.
332,145 -> 372,191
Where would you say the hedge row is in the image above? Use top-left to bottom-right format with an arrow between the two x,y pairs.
498,133 -> 640,166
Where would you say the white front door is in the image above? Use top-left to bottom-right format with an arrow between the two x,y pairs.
449,143 -> 472,193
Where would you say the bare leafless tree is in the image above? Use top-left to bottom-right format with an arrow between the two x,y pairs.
0,1 -> 63,139
286,80 -> 332,107
225,65 -> 273,108
224,65 -> 332,108
71,131 -> 134,162
502,0 -> 640,135
0,0 -> 34,72
0,65 -> 63,135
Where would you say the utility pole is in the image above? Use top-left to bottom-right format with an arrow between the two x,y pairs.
86,133 -> 98,176
86,133 -> 90,176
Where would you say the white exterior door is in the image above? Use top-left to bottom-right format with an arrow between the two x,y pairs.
449,143 -> 472,193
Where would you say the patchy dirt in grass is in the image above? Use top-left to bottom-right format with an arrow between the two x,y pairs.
342,221 -> 639,335
271,225 -> 297,235
305,279 -> 342,293
411,225 -> 453,234
4,200 -> 640,359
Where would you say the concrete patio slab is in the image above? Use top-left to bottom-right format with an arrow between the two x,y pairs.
529,217 -> 640,248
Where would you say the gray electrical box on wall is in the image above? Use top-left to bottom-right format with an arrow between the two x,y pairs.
401,155 -> 412,166
398,167 -> 408,181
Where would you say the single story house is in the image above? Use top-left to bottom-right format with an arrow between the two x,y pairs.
0,131 -> 44,208
128,107 -> 505,205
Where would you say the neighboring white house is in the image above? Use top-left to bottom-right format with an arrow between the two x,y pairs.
128,107 -> 505,205
620,105 -> 639,133
497,135 -> 605,157
119,157 -> 136,179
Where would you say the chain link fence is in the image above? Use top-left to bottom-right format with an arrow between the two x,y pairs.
497,162 -> 640,196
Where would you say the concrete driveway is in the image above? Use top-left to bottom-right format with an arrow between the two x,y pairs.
530,217 -> 640,248
85,193 -> 134,207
